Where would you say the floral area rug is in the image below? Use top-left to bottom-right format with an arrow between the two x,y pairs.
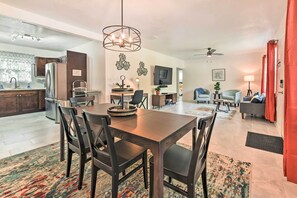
0,142 -> 251,198
185,105 -> 237,120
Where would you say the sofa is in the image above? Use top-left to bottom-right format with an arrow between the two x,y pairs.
240,94 -> 266,119
221,90 -> 242,106
194,88 -> 211,103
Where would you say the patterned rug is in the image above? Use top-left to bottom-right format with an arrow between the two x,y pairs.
0,143 -> 251,198
185,105 -> 237,120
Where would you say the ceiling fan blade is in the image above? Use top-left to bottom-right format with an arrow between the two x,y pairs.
212,53 -> 224,56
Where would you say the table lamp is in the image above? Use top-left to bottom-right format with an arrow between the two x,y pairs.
244,75 -> 254,96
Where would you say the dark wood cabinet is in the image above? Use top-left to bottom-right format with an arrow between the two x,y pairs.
152,93 -> 177,109
0,89 -> 45,117
0,92 -> 18,115
34,57 -> 60,77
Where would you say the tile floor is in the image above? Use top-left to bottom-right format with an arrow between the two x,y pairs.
0,101 -> 296,197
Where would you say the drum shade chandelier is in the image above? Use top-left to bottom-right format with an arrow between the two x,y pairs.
102,0 -> 141,52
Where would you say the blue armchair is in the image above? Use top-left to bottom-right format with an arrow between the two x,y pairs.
221,90 -> 242,106
194,88 -> 211,103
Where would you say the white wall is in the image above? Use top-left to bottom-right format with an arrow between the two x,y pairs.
69,41 -> 106,103
0,42 -> 63,57
105,48 -> 185,105
183,52 -> 263,102
274,12 -> 286,137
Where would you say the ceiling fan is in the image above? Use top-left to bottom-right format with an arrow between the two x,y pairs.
194,48 -> 224,57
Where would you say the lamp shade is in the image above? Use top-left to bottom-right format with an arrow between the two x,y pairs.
244,75 -> 255,82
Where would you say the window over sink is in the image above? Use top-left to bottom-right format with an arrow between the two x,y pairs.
0,51 -> 34,82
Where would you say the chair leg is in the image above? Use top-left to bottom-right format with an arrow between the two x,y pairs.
202,168 -> 208,198
188,183 -> 195,198
78,154 -> 86,190
168,177 -> 172,184
143,151 -> 148,189
66,149 -> 73,177
112,174 -> 119,198
149,163 -> 154,198
90,165 -> 98,198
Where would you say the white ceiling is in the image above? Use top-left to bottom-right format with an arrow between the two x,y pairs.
0,15 -> 92,51
0,0 -> 286,59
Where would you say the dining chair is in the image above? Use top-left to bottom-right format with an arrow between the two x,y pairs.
58,105 -> 91,190
149,112 -> 217,198
129,90 -> 144,107
82,111 -> 148,198
70,96 -> 95,107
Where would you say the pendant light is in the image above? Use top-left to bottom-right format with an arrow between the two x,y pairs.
102,0 -> 141,52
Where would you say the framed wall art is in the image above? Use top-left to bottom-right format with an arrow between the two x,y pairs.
212,68 -> 225,81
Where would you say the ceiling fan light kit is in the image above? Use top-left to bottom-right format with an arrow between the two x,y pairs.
102,0 -> 141,52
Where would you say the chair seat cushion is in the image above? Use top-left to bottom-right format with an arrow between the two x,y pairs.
150,144 -> 192,181
198,94 -> 210,98
223,95 -> 234,100
95,140 -> 146,170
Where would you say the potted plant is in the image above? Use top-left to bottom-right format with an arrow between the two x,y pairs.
155,86 -> 161,95
214,82 -> 221,94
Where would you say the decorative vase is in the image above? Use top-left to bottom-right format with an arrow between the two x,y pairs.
215,90 -> 219,94
156,90 -> 160,95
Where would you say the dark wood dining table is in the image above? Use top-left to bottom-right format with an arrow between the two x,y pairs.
59,103 -> 197,198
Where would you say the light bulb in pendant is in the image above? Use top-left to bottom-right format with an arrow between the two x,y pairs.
121,33 -> 125,39
111,34 -> 115,40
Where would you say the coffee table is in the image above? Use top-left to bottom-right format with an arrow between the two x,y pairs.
213,99 -> 231,112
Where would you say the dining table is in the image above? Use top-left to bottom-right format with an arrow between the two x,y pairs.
59,103 -> 197,198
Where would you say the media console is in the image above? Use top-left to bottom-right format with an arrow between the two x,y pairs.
152,93 -> 177,109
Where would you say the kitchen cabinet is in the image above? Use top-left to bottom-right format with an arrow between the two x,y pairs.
34,57 -> 60,77
0,89 -> 45,117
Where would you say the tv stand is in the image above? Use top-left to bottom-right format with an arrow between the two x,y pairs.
152,93 -> 177,109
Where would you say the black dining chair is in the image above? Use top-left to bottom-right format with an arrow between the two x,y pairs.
58,105 -> 91,190
70,96 -> 95,107
130,90 -> 144,107
149,112 -> 217,198
82,110 -> 148,198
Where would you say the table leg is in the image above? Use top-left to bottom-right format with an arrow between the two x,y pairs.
151,146 -> 164,198
60,122 -> 65,161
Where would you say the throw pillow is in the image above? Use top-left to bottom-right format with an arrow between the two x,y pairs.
251,95 -> 262,103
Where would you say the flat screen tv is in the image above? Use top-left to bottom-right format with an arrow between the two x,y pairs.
154,66 -> 173,85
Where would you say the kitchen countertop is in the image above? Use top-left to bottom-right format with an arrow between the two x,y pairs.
0,88 -> 46,92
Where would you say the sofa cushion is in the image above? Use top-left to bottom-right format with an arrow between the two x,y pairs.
197,88 -> 205,94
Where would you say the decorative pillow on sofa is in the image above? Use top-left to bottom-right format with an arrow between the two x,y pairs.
251,95 -> 262,103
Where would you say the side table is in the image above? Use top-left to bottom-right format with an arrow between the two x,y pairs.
213,92 -> 221,104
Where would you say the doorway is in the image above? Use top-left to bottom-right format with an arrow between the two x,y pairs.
177,68 -> 183,100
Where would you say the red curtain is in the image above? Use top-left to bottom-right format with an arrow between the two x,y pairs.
265,41 -> 277,122
261,55 -> 267,93
284,0 -> 297,183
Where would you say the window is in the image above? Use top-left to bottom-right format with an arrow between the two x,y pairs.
0,51 -> 34,83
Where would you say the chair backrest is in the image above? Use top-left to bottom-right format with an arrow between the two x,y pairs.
82,111 -> 117,172
189,112 -> 217,181
58,105 -> 85,150
222,90 -> 240,97
70,96 -> 95,107
130,90 -> 143,104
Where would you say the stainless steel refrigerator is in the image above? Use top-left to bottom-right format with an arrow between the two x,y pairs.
45,62 -> 67,121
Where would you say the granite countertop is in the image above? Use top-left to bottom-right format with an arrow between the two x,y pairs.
0,88 -> 46,92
